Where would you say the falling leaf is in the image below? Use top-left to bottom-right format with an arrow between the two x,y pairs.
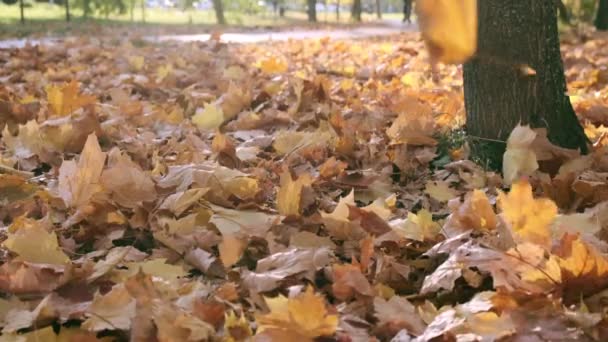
498,179 -> 557,248
502,125 -> 538,185
255,287 -> 338,339
416,0 -> 478,64
46,80 -> 96,116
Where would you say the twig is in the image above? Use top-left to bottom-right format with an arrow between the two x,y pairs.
0,163 -> 34,178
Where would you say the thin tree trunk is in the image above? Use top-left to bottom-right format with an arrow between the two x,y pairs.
351,0 -> 362,21
375,0 -> 382,19
464,0 -> 588,168
596,0 -> 608,30
130,0 -> 135,21
307,0 -> 317,22
82,0 -> 90,18
65,0 -> 71,22
19,0 -> 25,24
336,0 -> 340,21
141,0 -> 146,23
212,0 -> 226,25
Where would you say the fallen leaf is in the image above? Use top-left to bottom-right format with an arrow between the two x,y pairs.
255,287 -> 338,339
498,179 -> 557,248
276,169 -> 313,216
58,133 -> 106,208
46,80 -> 97,116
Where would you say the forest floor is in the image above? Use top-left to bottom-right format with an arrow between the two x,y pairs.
1,28 -> 608,341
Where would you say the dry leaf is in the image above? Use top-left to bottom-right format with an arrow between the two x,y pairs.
255,287 -> 338,339
276,170 -> 313,216
46,80 -> 96,116
416,0 -> 478,64
498,179 -> 557,248
58,133 -> 106,208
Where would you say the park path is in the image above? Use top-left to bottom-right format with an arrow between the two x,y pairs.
0,19 -> 414,48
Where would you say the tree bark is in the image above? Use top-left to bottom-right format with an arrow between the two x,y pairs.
65,0 -> 71,22
375,0 -> 382,19
596,0 -> 608,30
212,0 -> 226,24
352,0 -> 362,21
307,0 -> 317,22
464,0 -> 588,168
82,0 -> 91,18
556,0 -> 570,24
336,0 -> 340,21
141,0 -> 146,23
19,0 -> 25,24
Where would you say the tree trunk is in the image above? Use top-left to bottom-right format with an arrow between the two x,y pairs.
464,0 -> 588,168
307,0 -> 317,22
375,0 -> 382,19
336,0 -> 340,21
65,0 -> 71,22
352,0 -> 362,21
19,0 -> 25,24
82,0 -> 91,18
556,0 -> 570,24
141,0 -> 146,23
212,0 -> 226,24
596,0 -> 608,30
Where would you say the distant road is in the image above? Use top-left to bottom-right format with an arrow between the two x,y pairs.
0,20 -> 416,48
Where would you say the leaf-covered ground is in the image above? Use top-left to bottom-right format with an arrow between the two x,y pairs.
1,30 -> 608,341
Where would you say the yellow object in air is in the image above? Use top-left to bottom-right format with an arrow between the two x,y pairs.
416,0 -> 478,64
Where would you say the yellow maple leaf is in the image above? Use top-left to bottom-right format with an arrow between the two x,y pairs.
255,287 -> 338,339
498,179 -> 557,248
259,56 -> 288,74
277,170 -> 313,216
46,80 -> 96,116
556,234 -> 608,284
191,103 -> 225,130
503,125 -> 539,185
416,0 -> 478,64
3,217 -> 70,265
